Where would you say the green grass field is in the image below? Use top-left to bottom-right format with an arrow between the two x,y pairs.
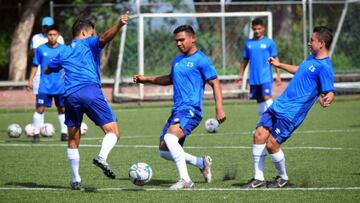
0,98 -> 359,202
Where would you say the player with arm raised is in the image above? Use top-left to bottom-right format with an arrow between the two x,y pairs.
242,26 -> 335,188
133,25 -> 226,189
235,18 -> 281,117
46,12 -> 129,190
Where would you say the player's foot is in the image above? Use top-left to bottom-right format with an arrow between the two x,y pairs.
170,179 -> 194,190
92,156 -> 116,179
32,134 -> 40,143
241,178 -> 266,188
200,155 -> 212,183
61,133 -> 68,141
70,181 -> 82,190
267,176 -> 288,188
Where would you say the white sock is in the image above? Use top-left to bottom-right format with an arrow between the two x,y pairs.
270,150 -> 288,180
33,112 -> 43,134
98,133 -> 118,161
257,99 -> 273,116
67,148 -> 81,182
253,144 -> 267,181
164,133 -> 191,182
58,114 -> 67,134
159,150 -> 204,169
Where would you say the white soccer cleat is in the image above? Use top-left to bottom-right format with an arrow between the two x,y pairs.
200,155 -> 212,183
169,179 -> 194,189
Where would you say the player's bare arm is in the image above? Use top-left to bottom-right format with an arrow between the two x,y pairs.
319,92 -> 335,108
268,57 -> 298,74
133,74 -> 172,86
208,78 -> 226,123
27,66 -> 38,91
235,60 -> 249,85
274,57 -> 282,85
99,11 -> 129,46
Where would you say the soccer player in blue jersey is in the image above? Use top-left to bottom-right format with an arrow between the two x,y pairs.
45,12 -> 129,190
133,25 -> 226,189
242,26 -> 335,188
27,25 -> 67,143
236,18 -> 281,117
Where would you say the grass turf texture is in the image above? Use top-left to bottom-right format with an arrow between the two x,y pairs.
0,98 -> 359,202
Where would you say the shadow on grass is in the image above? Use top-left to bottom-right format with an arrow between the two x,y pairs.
4,182 -> 67,189
349,124 -> 360,128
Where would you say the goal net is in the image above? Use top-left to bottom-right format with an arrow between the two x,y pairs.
113,11 -> 272,102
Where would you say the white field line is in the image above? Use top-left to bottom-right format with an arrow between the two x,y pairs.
0,186 -> 359,192
0,143 -> 358,151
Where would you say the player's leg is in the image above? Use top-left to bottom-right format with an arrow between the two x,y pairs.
32,93 -> 49,143
266,135 -> 289,188
84,86 -> 118,179
55,94 -> 68,141
64,93 -> 83,190
256,82 -> 273,116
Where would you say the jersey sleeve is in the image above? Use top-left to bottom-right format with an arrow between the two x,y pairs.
319,65 -> 335,93
242,41 -> 249,60
269,39 -> 278,57
32,47 -> 41,66
86,36 -> 104,51
199,56 -> 218,81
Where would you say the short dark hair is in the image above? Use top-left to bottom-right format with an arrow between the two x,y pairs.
252,18 -> 264,27
313,26 -> 333,50
173,25 -> 195,35
72,19 -> 95,37
45,25 -> 60,33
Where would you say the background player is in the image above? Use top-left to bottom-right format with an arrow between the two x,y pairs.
27,25 -> 67,143
133,25 -> 226,189
46,12 -> 129,190
28,17 -> 65,137
236,18 -> 281,117
242,26 -> 335,188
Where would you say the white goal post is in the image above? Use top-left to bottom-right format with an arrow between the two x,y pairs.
113,11 -> 273,101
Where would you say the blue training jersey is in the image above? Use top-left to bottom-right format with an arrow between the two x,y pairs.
32,43 -> 66,94
270,54 -> 335,125
48,36 -> 103,96
170,50 -> 218,117
243,36 -> 278,85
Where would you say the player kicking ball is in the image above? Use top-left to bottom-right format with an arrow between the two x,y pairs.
46,12 -> 129,190
133,25 -> 226,189
242,26 -> 335,188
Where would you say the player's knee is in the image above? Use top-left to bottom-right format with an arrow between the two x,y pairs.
101,122 -> 120,138
266,137 -> 280,153
253,127 -> 269,143
36,107 -> 45,113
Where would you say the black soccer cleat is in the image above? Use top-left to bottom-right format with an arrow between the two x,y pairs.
93,156 -> 116,179
241,178 -> 266,188
267,176 -> 289,188
32,134 -> 40,143
70,181 -> 82,190
61,133 -> 68,141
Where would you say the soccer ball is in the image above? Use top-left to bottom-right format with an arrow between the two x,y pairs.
40,123 -> 55,137
24,123 -> 35,137
128,162 -> 153,186
7,123 -> 22,138
80,122 -> 88,135
204,118 -> 219,133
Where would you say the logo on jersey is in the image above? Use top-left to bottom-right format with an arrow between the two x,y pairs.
187,62 -> 194,68
71,42 -> 76,48
275,128 -> 281,134
37,99 -> 44,104
308,65 -> 316,72
260,44 -> 267,49
265,89 -> 270,93
248,45 -> 252,49
189,110 -> 194,117
174,62 -> 179,67
173,118 -> 180,123
43,52 -> 48,56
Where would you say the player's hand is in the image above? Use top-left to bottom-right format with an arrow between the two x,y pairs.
133,74 -> 144,83
119,11 -> 129,26
268,57 -> 280,67
26,81 -> 33,91
319,92 -> 335,108
216,109 -> 226,124
235,74 -> 243,85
